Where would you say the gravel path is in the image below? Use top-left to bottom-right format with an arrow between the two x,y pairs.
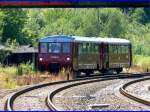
53,78 -> 150,110
126,79 -> 150,101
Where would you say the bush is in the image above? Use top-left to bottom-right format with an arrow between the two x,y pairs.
133,55 -> 150,70
17,62 -> 35,76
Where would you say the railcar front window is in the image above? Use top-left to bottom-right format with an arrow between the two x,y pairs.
48,43 -> 61,53
40,43 -> 47,53
63,43 -> 70,53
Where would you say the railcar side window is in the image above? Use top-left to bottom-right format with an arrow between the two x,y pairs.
82,43 -> 87,53
63,43 -> 70,53
48,43 -> 61,53
78,43 -> 99,55
118,45 -> 121,54
112,45 -> 118,54
124,45 -> 129,54
93,44 -> 99,53
109,45 -> 118,54
40,43 -> 47,53
120,45 -> 128,54
109,45 -> 112,53
109,44 -> 129,54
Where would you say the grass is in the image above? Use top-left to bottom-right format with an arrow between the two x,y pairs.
0,65 -> 17,89
0,65 -> 17,77
0,65 -> 72,89
133,55 -> 150,70
50,68 -> 73,81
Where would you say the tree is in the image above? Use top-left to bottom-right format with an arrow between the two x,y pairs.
0,10 -> 5,42
1,8 -> 27,44
132,8 -> 146,24
104,9 -> 127,38
23,9 -> 45,45
144,8 -> 150,23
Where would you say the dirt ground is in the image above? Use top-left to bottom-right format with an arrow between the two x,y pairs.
124,65 -> 148,73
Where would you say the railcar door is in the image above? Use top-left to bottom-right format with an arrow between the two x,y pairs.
75,42 -> 99,71
100,43 -> 109,70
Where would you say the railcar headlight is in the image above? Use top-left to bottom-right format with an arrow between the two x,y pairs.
39,58 -> 43,61
66,57 -> 70,61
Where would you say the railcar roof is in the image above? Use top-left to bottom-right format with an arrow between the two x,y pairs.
39,35 -> 130,44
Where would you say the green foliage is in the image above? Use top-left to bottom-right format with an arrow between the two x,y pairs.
133,55 -> 150,69
125,21 -> 150,56
5,39 -> 19,49
17,65 -> 23,76
17,62 -> 35,76
23,9 -> 45,46
0,11 -> 5,41
0,39 -> 20,64
0,8 -> 149,56
0,8 -> 27,44
103,9 -> 127,38
0,49 -> 10,64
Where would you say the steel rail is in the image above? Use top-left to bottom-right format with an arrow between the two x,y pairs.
46,73 -> 150,110
120,76 -> 150,106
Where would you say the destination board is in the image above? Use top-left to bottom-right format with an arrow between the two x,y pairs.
0,0 -> 149,7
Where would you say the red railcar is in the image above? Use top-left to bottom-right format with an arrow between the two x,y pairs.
38,35 -> 132,76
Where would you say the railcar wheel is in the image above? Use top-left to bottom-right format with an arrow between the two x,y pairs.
116,68 -> 123,74
100,69 -> 108,74
73,71 -> 80,79
84,70 -> 93,77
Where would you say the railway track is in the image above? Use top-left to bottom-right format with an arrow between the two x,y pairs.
46,73 -> 149,110
120,76 -> 150,106
5,72 -> 149,111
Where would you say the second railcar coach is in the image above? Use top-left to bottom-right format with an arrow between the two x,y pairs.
100,38 -> 132,74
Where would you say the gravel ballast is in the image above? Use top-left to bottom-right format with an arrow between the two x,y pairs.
126,80 -> 150,101
53,78 -> 150,110
12,79 -> 102,110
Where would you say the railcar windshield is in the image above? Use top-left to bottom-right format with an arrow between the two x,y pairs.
62,43 -> 70,53
48,43 -> 61,53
